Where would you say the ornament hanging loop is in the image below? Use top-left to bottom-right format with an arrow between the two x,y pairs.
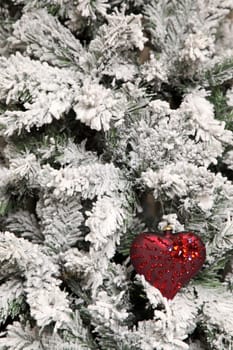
162,224 -> 173,233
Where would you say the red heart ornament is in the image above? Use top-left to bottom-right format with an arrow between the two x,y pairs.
130,231 -> 206,299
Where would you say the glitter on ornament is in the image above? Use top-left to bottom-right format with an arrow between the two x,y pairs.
130,229 -> 206,299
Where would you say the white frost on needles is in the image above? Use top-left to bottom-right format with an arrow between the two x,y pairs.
0,232 -> 71,329
77,0 -> 109,18
0,53 -> 79,135
179,31 -> 215,64
74,78 -> 124,131
226,86 -> 233,107
39,162 -> 126,199
85,195 -> 126,253
134,276 -> 196,350
180,90 -> 233,145
141,161 -> 218,211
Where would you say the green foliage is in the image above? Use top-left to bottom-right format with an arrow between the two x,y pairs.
194,263 -> 224,288
0,200 -> 11,216
208,86 -> 233,131
117,217 -> 146,256
7,295 -> 26,320
205,58 -> 233,87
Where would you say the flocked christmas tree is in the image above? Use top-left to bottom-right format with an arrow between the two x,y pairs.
0,0 -> 233,349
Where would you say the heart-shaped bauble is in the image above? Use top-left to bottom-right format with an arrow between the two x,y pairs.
130,231 -> 206,299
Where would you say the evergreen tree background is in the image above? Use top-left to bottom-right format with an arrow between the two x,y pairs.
0,0 -> 233,349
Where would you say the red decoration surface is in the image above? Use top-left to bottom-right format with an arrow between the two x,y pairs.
130,231 -> 206,299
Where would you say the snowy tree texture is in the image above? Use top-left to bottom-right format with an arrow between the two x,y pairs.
0,0 -> 233,349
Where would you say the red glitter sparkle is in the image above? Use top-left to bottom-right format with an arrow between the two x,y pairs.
130,231 -> 206,299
